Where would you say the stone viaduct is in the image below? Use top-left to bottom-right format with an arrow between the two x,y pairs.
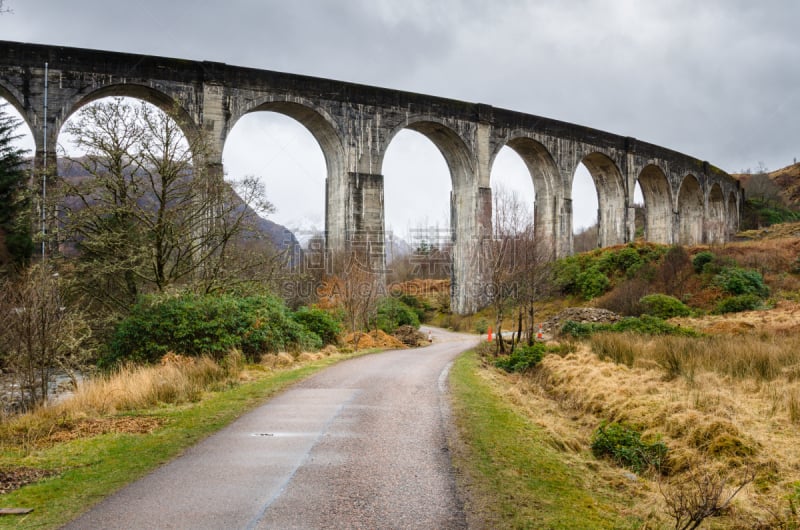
0,40 -> 742,314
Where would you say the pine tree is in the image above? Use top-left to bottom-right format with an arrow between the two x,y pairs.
0,102 -> 32,268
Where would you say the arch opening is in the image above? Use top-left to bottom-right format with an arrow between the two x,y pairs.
224,111 -> 327,235
0,96 -> 37,266
490,145 -> 535,237
571,162 -> 599,252
707,183 -> 726,244
65,85 -> 200,149
382,129 -> 452,282
677,174 -> 704,245
636,164 -> 673,244
577,152 -> 626,251
727,191 -> 738,238
0,96 -> 35,156
490,137 -> 559,258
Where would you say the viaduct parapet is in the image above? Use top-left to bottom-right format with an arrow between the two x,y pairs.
0,40 -> 742,314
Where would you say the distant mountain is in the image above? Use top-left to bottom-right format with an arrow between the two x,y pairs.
52,157 -> 300,253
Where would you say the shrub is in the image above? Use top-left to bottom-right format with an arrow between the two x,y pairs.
474,318 -> 489,335
591,422 -> 668,474
639,294 -> 692,319
713,267 -> 769,298
374,297 -> 420,334
553,256 -> 583,295
397,293 -> 427,321
494,343 -> 547,373
714,294 -> 763,314
292,307 -> 342,345
576,266 -> 610,300
597,277 -> 650,316
599,246 -> 644,277
561,320 -> 593,340
692,251 -> 715,273
106,293 -> 321,365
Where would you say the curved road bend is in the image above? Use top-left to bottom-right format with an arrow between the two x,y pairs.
63,327 -> 480,530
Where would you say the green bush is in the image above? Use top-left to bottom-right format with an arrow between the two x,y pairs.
713,267 -> 769,298
474,318 -> 489,335
639,294 -> 692,319
714,294 -> 763,314
576,266 -> 610,300
553,256 -> 583,294
591,422 -> 668,474
374,297 -> 420,334
397,293 -> 427,321
692,251 -> 716,273
599,246 -> 644,277
106,293 -> 321,365
292,307 -> 342,345
494,343 -> 546,373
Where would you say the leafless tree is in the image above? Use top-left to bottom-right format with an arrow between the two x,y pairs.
743,170 -> 784,206
660,467 -> 755,530
485,186 -> 552,354
0,264 -> 91,410
319,248 -> 382,346
57,97 -> 284,313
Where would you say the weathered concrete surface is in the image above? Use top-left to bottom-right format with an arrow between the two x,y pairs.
62,328 -> 479,529
0,40 -> 743,313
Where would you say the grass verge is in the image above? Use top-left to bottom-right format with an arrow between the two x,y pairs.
0,353 -> 364,529
448,350 -> 635,529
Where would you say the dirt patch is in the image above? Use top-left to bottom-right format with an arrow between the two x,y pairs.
342,330 -> 407,350
393,325 -> 428,347
45,416 -> 165,444
0,466 -> 58,495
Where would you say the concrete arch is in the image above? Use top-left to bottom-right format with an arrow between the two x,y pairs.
63,84 -> 201,147
636,164 -> 673,244
727,191 -> 739,238
577,152 -> 626,248
490,136 -> 559,255
677,174 -> 704,245
0,81 -> 32,132
230,99 -> 345,176
379,117 -> 474,191
707,183 -> 725,244
228,98 -> 348,252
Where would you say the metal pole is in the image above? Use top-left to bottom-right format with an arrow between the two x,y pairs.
41,61 -> 48,260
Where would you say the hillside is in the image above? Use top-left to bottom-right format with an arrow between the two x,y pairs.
732,162 -> 800,206
54,157 -> 301,253
450,231 -> 800,528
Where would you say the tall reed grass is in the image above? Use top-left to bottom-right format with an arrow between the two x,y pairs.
0,351 -> 244,449
589,332 -> 800,382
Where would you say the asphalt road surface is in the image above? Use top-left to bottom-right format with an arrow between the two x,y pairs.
63,327 -> 480,529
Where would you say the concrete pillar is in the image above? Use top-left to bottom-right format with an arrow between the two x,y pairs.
559,196 -> 573,257
344,172 -> 385,276
450,183 -> 484,315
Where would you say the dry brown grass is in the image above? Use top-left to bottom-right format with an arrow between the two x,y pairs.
485,322 -> 800,526
0,352 -> 244,450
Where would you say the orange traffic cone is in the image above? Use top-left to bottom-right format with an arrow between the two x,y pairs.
536,324 -> 543,341
487,326 -> 493,342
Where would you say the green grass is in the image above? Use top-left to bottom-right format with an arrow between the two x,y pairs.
449,351 -> 637,529
0,355 -> 362,529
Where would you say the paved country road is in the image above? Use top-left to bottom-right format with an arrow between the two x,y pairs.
63,327 -> 480,530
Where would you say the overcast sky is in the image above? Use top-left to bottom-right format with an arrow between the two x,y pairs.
2,0 -> 798,234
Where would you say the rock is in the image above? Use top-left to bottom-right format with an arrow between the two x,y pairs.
541,307 -> 623,336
